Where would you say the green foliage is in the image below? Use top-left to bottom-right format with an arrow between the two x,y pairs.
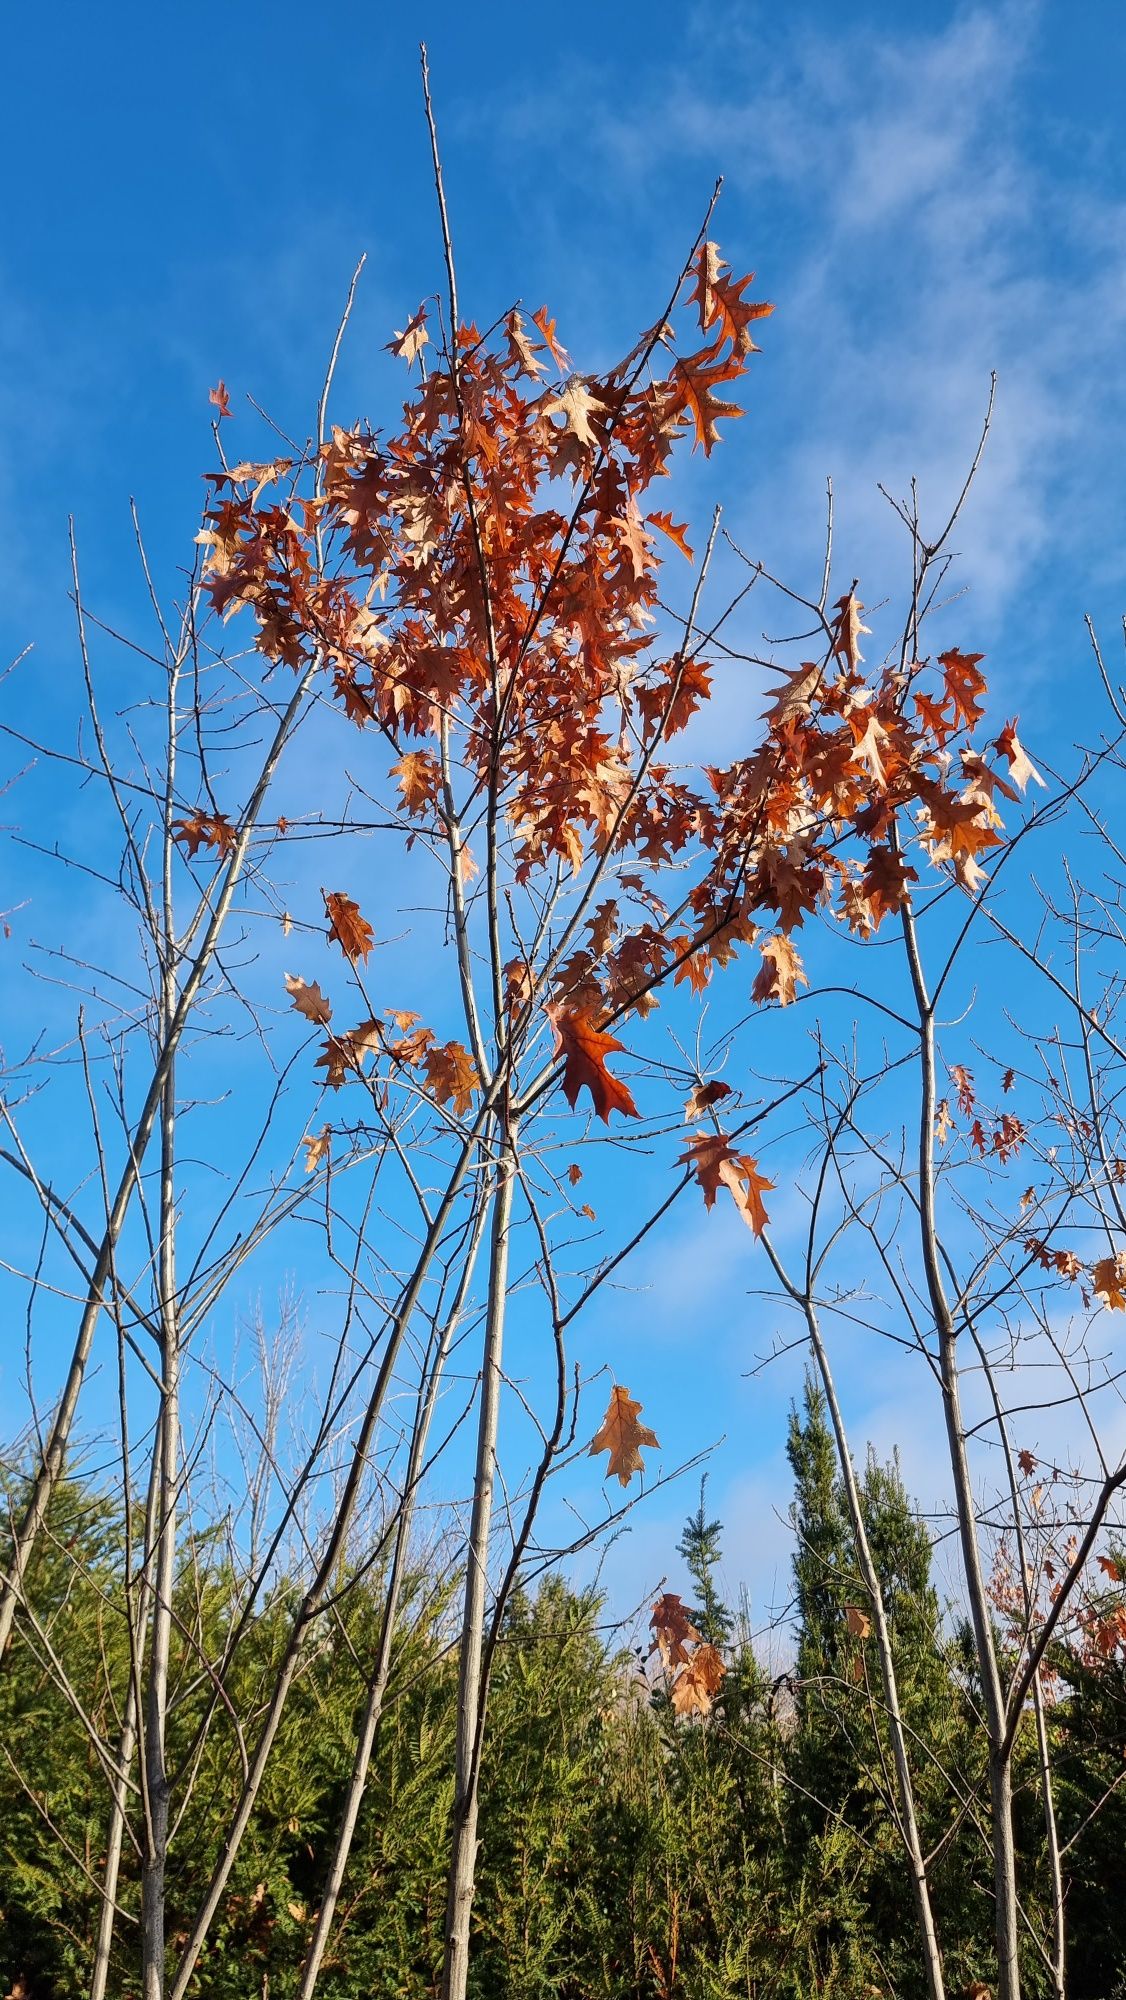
2,1440 -> 1124,1997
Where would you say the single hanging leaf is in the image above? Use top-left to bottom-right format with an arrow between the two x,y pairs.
670,339 -> 745,455
284,972 -> 332,1025
830,589 -> 870,673
1097,1554 -> 1123,1582
993,718 -> 1045,792
324,891 -> 375,963
588,1384 -> 659,1486
845,1605 -> 872,1639
209,380 -> 231,419
685,1078 -> 733,1121
1092,1254 -> 1126,1310
504,308 -> 547,379
391,749 -> 442,817
940,648 -> 987,729
689,241 -> 774,356
302,1125 -> 331,1174
680,1132 -> 773,1237
751,934 -> 807,1006
646,510 -> 694,561
386,304 -> 429,367
422,1040 -> 479,1116
540,376 -> 607,451
546,1003 -> 640,1123
531,304 -> 571,372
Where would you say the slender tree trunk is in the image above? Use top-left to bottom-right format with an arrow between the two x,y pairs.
90,1446 -> 162,2000
771,1261 -> 947,2000
167,1134 -> 484,2000
0,664 -> 320,1662
296,1198 -> 488,2000
900,893 -> 1022,2000
441,1135 -> 516,2000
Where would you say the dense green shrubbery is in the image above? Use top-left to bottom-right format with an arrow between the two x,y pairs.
2,1389 -> 1122,1997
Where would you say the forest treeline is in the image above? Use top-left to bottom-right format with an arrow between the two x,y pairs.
4,1385 -> 1124,2000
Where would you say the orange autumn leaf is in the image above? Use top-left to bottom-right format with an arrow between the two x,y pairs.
209,380 -> 231,419
671,1642 -> 726,1716
324,891 -> 375,963
391,749 -> 442,817
940,648 -> 987,729
1097,1554 -> 1123,1583
531,304 -> 571,372
588,1384 -> 659,1486
302,1124 -> 331,1174
845,1605 -> 872,1640
688,240 -> 774,357
173,809 -> 236,860
386,304 -> 429,367
546,1004 -> 640,1123
422,1040 -> 479,1117
830,589 -> 870,673
540,376 -> 607,452
284,972 -> 332,1026
650,1592 -> 702,1668
684,1078 -> 733,1122
646,510 -> 694,562
751,934 -> 807,1007
680,1132 -> 773,1237
1093,1254 -> 1126,1311
670,339 -> 745,455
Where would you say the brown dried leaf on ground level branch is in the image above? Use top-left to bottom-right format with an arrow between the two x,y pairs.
588,1385 -> 659,1487
546,1003 -> 640,1123
671,1642 -> 726,1717
650,1593 -> 702,1668
284,972 -> 333,1025
324,890 -> 375,963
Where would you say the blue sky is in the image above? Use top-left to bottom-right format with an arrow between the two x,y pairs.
3,0 -> 1126,1637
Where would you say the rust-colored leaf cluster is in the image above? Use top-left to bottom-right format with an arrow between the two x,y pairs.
649,1592 -> 727,1717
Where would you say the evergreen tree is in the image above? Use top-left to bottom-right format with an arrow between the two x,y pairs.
676,1477 -> 734,1649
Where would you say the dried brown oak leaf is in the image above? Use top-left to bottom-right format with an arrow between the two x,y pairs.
650,1592 -> 701,1668
671,1642 -> 726,1717
589,1385 -> 658,1487
285,973 -> 332,1025
324,891 -> 375,963
546,1003 -> 640,1123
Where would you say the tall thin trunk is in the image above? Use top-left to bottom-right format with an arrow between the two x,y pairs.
296,1197 -> 488,2000
441,1137 -> 516,2000
90,1446 -> 162,2000
168,1135 -> 484,2000
900,894 -> 1022,2000
769,1259 -> 946,2000
0,663 -> 321,1662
